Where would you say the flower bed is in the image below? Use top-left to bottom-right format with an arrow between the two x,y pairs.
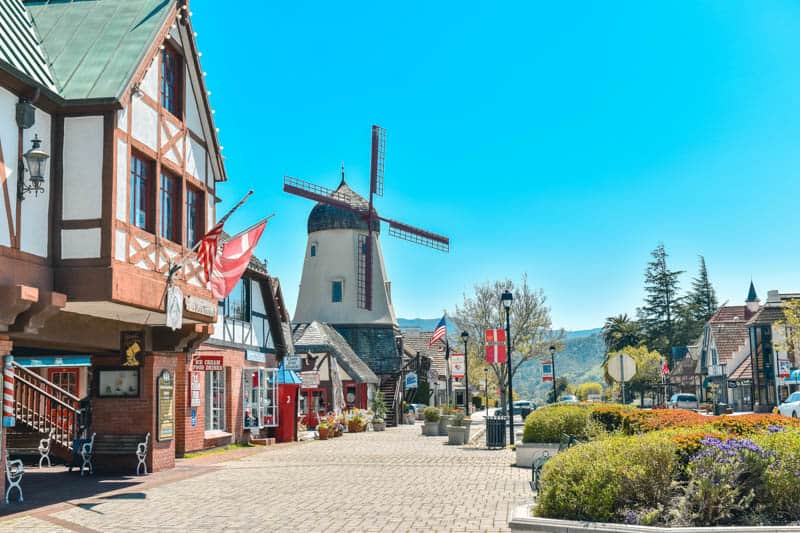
529,404 -> 800,527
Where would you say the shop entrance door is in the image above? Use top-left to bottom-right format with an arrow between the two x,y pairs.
48,368 -> 79,430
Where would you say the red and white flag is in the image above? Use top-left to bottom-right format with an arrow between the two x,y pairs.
196,221 -> 224,281
210,220 -> 267,300
661,360 -> 670,377
485,328 -> 507,363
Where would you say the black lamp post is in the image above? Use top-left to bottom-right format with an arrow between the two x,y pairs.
501,289 -> 514,445
484,367 -> 489,413
549,345 -> 557,403
445,340 -> 452,406
461,331 -> 470,416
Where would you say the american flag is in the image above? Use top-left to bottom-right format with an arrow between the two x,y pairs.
196,221 -> 224,281
429,315 -> 447,347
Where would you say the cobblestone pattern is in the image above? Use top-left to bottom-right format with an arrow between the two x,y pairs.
0,424 -> 530,532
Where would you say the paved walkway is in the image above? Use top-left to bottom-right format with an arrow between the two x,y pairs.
0,423 -> 529,532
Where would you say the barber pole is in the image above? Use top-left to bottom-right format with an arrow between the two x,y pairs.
3,356 -> 14,427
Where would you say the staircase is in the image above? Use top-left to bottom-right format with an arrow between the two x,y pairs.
379,374 -> 401,427
9,362 -> 83,454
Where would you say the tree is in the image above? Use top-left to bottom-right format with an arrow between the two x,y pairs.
546,377 -> 571,403
601,314 -> 642,352
451,275 -> 563,412
674,256 -> 719,346
575,381 -> 603,400
638,244 -> 684,364
776,299 -> 800,366
603,345 -> 663,405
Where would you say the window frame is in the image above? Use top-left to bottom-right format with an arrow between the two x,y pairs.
331,279 -> 343,303
185,184 -> 204,248
205,369 -> 226,431
161,43 -> 183,118
129,151 -> 155,231
159,169 -> 181,244
224,278 -> 250,322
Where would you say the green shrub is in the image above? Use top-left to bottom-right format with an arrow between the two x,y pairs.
589,404 -> 635,432
450,411 -> 465,426
535,432 -> 676,522
522,405 -> 592,443
754,429 -> 800,523
423,406 -> 440,422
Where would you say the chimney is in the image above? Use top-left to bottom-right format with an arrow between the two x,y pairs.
767,290 -> 781,304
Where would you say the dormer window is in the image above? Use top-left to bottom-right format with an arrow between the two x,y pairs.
161,44 -> 183,117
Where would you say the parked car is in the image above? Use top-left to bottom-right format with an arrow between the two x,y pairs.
668,393 -> 699,410
778,392 -> 800,418
408,403 -> 428,420
495,401 -> 536,417
558,395 -> 579,404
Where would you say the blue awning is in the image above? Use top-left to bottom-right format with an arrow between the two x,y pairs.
277,362 -> 301,385
14,356 -> 91,368
786,369 -> 800,384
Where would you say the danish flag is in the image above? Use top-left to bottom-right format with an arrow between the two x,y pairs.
485,328 -> 507,363
209,220 -> 267,300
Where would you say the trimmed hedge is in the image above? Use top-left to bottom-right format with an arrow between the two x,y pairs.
522,405 -> 594,443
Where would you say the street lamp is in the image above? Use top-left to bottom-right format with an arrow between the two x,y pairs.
501,289 -> 514,445
461,331 -> 470,416
18,134 -> 49,199
549,345 -> 557,403
484,367 -> 489,413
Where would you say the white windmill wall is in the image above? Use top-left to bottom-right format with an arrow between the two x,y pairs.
294,228 -> 397,326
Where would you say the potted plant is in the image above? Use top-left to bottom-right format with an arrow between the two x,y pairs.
422,406 -> 440,436
447,412 -> 469,445
372,416 -> 386,431
438,406 -> 455,436
318,422 -> 330,440
371,391 -> 388,431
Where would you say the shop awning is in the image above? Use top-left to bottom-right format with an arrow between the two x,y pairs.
277,363 -> 302,385
14,355 -> 91,368
785,369 -> 800,385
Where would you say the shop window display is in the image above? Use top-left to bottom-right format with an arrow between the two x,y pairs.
243,368 -> 278,429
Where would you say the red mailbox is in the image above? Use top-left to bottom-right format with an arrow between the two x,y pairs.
276,383 -> 299,442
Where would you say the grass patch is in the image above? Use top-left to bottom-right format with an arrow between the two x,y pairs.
182,443 -> 255,459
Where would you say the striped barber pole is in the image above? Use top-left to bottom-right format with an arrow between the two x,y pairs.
3,357 -> 14,427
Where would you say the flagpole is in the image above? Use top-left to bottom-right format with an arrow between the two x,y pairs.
191,189 -> 254,253
220,214 -> 274,243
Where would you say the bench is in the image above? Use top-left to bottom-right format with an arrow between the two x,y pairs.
4,450 -> 24,503
78,433 -> 150,476
6,429 -> 54,468
530,434 -> 581,494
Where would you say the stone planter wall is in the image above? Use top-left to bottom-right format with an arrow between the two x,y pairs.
447,426 -> 468,445
438,415 -> 453,436
422,421 -> 440,436
515,442 -> 560,468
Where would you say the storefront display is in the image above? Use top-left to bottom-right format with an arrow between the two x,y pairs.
98,368 -> 140,398
243,368 -> 278,429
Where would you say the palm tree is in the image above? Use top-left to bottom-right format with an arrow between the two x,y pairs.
602,314 -> 642,352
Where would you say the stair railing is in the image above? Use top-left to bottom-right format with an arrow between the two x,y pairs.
11,362 -> 81,448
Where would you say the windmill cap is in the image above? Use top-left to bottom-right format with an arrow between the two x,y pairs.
307,181 -> 380,234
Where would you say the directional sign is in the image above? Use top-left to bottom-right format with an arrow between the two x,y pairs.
607,354 -> 637,383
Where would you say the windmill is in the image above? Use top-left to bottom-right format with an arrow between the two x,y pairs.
283,125 -> 449,312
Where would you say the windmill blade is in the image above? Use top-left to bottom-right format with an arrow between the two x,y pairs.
356,233 -> 374,311
370,125 -> 386,197
284,176 -> 366,213
380,217 -> 450,253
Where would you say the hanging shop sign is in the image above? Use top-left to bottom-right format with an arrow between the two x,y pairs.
157,370 -> 175,441
427,368 -> 439,384
246,350 -> 266,363
193,355 -> 224,372
190,371 -> 201,407
405,372 -> 419,389
485,328 -> 507,363
284,355 -> 303,371
450,353 -> 465,378
185,295 -> 217,318
300,370 -> 320,389
165,285 -> 183,331
728,381 -> 738,389
120,331 -> 144,367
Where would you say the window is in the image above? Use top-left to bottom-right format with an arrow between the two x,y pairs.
225,278 -> 249,321
310,244 -> 316,257
130,153 -> 153,230
161,45 -> 182,117
205,370 -> 225,431
160,171 -> 180,243
242,368 -> 278,429
332,280 -> 343,303
185,186 -> 203,247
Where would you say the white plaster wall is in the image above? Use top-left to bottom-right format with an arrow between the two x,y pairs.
63,116 -> 102,220
185,66 -> 203,138
0,87 -> 16,249
62,228 -> 101,259
141,57 -> 158,100
115,138 -> 127,222
114,229 -> 126,261
186,137 -> 206,182
293,228 -> 396,325
131,97 -> 158,152
117,105 -> 128,133
206,194 -> 214,232
19,107 -> 51,257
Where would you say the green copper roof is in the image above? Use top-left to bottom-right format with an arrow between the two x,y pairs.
24,0 -> 174,100
747,281 -> 758,302
0,0 -> 56,90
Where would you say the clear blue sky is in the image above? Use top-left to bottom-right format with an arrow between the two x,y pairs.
192,1 -> 800,331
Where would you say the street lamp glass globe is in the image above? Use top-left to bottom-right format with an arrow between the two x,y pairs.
461,331 -> 469,342
549,345 -> 556,355
501,289 -> 513,309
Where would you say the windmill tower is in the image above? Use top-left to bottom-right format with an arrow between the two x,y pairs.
284,125 -> 449,376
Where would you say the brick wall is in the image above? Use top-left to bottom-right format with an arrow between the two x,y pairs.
91,353 -> 177,472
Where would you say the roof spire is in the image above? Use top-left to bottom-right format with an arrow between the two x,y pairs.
339,162 -> 346,186
747,280 -> 759,302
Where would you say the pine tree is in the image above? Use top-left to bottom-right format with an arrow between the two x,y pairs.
688,256 -> 718,323
638,244 -> 684,364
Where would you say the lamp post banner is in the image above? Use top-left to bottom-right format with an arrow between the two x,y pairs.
542,361 -> 553,382
485,328 -> 507,363
450,353 -> 465,378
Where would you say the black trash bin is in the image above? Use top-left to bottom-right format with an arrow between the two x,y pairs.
486,416 -> 507,449
714,403 -> 728,416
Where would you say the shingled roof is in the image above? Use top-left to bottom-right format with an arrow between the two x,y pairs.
708,306 -> 751,364
730,355 -> 752,381
403,330 -> 447,378
292,321 -> 379,384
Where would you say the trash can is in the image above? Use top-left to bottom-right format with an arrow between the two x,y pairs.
714,403 -> 728,416
485,416 -> 507,449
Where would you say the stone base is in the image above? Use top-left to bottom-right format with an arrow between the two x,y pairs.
515,442 -> 560,468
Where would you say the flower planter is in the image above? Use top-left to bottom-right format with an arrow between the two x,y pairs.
422,420 -> 439,436
372,420 -> 386,432
404,413 -> 416,425
318,427 -> 330,440
438,414 -> 453,436
447,425 -> 469,445
515,442 -> 560,468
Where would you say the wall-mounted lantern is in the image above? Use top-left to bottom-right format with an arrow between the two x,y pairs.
18,134 -> 49,200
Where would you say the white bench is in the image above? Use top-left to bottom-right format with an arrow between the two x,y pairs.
4,450 -> 24,503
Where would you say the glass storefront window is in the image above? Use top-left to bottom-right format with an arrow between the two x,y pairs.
242,368 -> 277,429
205,370 -> 226,431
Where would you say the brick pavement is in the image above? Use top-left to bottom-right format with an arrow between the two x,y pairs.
0,423 -> 530,532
